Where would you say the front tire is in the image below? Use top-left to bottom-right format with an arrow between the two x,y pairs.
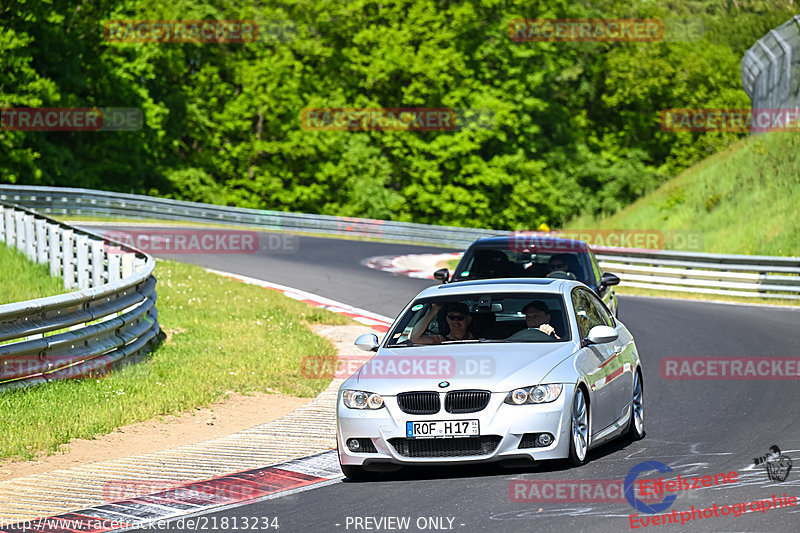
340,464 -> 370,480
625,370 -> 645,441
568,387 -> 590,466
337,437 -> 370,480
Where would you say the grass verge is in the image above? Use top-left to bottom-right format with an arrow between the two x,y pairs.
0,259 -> 353,461
565,131 -> 800,256
0,244 -> 65,305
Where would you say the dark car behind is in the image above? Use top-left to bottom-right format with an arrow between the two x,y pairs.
437,235 -> 620,316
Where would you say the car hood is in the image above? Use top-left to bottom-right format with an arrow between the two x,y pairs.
343,342 -> 578,395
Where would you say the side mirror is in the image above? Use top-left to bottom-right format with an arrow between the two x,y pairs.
355,333 -> 380,352
584,325 -> 618,346
433,268 -> 449,283
600,272 -> 620,287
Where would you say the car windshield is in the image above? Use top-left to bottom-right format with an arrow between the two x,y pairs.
453,247 -> 592,286
385,293 -> 571,347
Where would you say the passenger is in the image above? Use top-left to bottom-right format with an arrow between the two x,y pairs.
410,302 -> 475,344
522,300 -> 560,339
475,250 -> 518,278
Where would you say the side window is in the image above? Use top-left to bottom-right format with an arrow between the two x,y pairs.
586,290 -> 615,328
589,251 -> 603,285
571,288 -> 605,339
393,302 -> 442,340
460,252 -> 477,278
571,289 -> 590,338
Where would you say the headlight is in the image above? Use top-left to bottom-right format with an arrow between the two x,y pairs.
510,388 -> 528,405
343,390 -> 385,410
504,384 -> 563,405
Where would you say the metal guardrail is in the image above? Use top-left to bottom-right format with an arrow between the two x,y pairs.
1,184 -> 798,301
0,185 -> 494,247
742,15 -> 800,127
0,202 -> 162,390
596,248 -> 800,301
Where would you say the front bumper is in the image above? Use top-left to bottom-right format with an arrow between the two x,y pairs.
337,385 -> 576,468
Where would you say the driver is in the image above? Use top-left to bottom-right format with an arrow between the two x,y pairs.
522,301 -> 561,339
547,254 -> 570,275
410,302 -> 475,344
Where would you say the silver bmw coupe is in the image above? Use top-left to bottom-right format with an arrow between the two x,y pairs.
336,278 -> 644,479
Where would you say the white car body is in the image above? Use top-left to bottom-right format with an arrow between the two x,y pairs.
336,278 -> 643,476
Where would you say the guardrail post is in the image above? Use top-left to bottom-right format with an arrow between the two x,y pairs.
76,235 -> 89,289
35,219 -> 48,264
0,205 -> 4,240
108,250 -> 121,282
758,270 -> 768,295
62,229 -> 75,289
48,224 -> 61,277
3,208 -> 12,246
121,253 -> 134,279
14,211 -> 24,252
91,239 -> 105,287
24,215 -> 36,261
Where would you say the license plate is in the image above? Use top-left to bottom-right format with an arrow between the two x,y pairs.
406,420 -> 480,439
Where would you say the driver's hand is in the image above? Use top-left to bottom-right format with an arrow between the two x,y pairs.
430,303 -> 442,313
538,324 -> 560,339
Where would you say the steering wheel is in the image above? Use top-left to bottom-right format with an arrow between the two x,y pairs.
505,328 -> 558,342
546,270 -> 576,280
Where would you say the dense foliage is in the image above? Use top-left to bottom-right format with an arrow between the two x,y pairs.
0,0 -> 795,229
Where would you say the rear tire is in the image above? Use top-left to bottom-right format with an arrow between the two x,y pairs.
625,370 -> 645,441
568,387 -> 590,466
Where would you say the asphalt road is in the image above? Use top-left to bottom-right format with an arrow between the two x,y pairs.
86,226 -> 800,533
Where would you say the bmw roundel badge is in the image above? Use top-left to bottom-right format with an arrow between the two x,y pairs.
438,381 -> 450,388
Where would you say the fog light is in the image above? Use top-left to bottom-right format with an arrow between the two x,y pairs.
536,433 -> 554,446
347,438 -> 361,452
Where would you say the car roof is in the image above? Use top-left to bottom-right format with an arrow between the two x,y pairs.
466,235 -> 590,252
414,277 -> 583,298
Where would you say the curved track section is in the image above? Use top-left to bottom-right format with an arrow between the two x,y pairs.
84,226 -> 800,533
